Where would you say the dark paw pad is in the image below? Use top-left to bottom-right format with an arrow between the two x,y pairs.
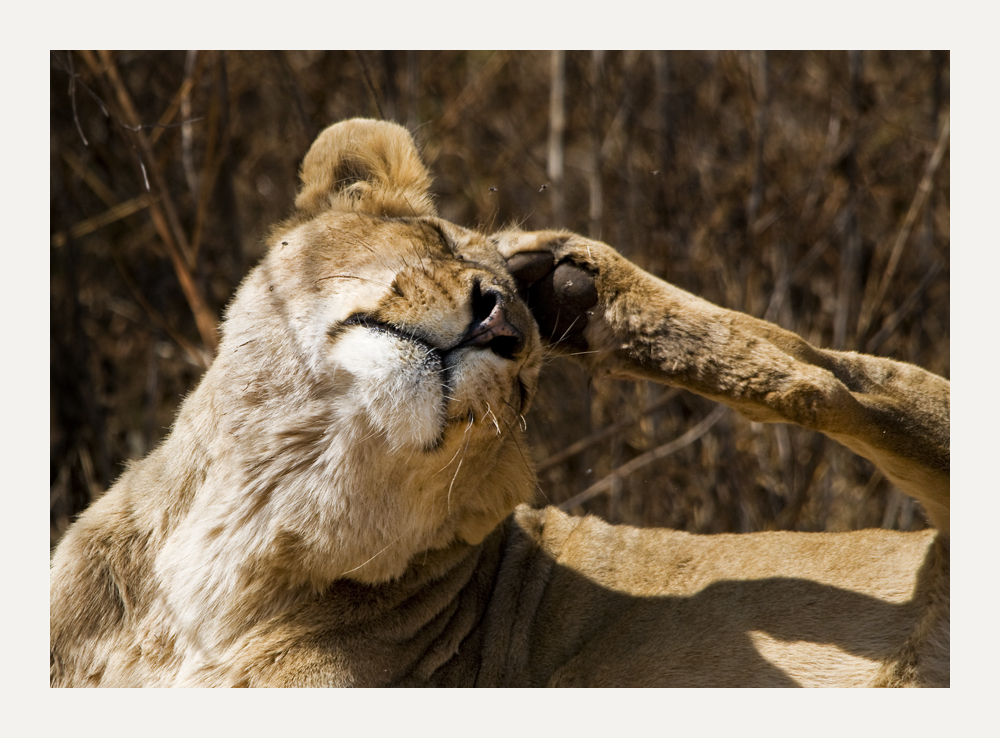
505,252 -> 597,350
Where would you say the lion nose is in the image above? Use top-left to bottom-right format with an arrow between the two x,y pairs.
459,282 -> 523,359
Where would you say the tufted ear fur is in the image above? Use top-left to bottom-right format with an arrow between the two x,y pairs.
294,118 -> 437,218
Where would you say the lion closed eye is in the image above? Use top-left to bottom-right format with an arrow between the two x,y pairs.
50,119 -> 948,688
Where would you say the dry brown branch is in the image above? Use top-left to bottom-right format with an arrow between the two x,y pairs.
653,50 -> 671,176
66,51 -> 90,147
547,50 -> 566,227
149,53 -> 206,147
51,193 -> 157,248
589,51 -> 605,240
558,405 -> 727,511
83,50 -> 218,354
189,53 -> 230,263
880,479 -> 916,531
85,51 -> 194,264
795,107 -> 842,240
437,51 -> 509,134
76,444 -> 103,502
833,50 -> 863,351
404,51 -> 419,131
104,238 -> 210,369
182,50 -> 200,200
355,51 -> 386,121
537,388 -> 680,474
60,148 -> 117,207
746,51 -> 768,237
764,232 -> 835,324
857,112 -> 950,341
864,261 -> 943,354
380,51 -> 399,123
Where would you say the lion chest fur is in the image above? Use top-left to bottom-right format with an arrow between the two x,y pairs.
142,506 -> 942,688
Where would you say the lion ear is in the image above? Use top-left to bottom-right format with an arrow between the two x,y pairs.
294,118 -> 437,218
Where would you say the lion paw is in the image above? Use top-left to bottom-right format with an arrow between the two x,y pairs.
501,238 -> 598,350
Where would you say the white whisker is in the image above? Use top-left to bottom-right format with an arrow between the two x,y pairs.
432,437 -> 467,477
338,532 -> 407,576
554,313 -> 582,344
446,418 -> 474,514
485,403 -> 502,436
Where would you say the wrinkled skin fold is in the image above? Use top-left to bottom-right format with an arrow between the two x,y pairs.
50,119 -> 949,687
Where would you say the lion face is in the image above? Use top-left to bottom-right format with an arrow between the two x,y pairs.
231,210 -> 542,575
268,214 -> 540,454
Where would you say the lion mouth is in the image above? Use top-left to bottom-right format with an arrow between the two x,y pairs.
337,311 -> 529,448
342,291 -> 524,362
342,314 -> 443,360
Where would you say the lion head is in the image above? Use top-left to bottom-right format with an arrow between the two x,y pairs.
142,120 -> 543,663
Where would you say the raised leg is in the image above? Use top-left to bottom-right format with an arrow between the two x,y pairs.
498,231 -> 950,533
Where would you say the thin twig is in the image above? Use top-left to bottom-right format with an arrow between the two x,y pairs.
86,50 -> 219,354
588,50 -> 604,240
763,233 -> 833,323
182,50 -> 200,201
67,51 -> 88,146
857,112 -> 950,340
864,261 -> 943,354
547,50 -> 566,227
537,388 -> 680,473
653,50 -> 672,186
190,52 -> 227,263
437,51 -> 509,133
60,148 -> 117,207
150,53 -> 207,147
355,51 -> 385,120
51,193 -> 157,248
833,50 -> 863,350
90,51 -> 195,263
104,236 -> 210,369
558,405 -> 727,511
52,50 -> 110,117
746,51 -> 768,240
118,118 -> 205,135
794,107 -> 841,241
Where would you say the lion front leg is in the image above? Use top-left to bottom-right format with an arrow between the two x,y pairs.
498,230 -> 949,533
498,229 -> 859,425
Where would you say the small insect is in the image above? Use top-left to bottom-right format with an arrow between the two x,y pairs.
538,184 -> 548,192
489,187 -> 498,192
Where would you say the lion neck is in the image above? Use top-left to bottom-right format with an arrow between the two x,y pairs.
144,345 -> 532,682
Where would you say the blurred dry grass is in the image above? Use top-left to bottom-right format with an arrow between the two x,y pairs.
50,50 -> 949,547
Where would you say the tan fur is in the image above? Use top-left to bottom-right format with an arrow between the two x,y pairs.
50,119 -> 949,687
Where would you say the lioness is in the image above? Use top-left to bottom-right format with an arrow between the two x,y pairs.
50,119 -> 949,687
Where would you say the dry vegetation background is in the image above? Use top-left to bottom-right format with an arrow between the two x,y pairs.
50,50 -> 949,547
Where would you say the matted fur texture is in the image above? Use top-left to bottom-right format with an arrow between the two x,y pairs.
50,119 -> 949,687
